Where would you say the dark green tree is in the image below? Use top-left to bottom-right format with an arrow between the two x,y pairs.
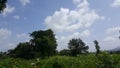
94,40 -> 100,56
0,0 -> 7,12
68,38 -> 89,56
9,42 -> 34,59
59,49 -> 70,56
8,29 -> 57,59
30,29 -> 57,58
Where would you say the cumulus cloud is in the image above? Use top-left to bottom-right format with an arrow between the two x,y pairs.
19,0 -> 31,6
45,1 -> 103,32
45,0 -> 104,50
0,28 -> 11,40
111,0 -> 120,7
0,28 -> 30,51
106,26 -> 120,35
2,5 -> 15,16
16,33 -> 30,42
103,36 -> 116,42
101,27 -> 120,50
0,28 -> 12,51
81,30 -> 90,37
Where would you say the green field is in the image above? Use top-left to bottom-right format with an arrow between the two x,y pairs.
0,53 -> 120,68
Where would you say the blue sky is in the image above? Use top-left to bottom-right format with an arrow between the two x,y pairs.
0,0 -> 120,51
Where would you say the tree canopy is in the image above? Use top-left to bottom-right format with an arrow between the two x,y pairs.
30,29 -> 57,58
68,38 -> 89,56
0,0 -> 7,12
94,40 -> 100,56
8,29 -> 57,59
9,42 -> 34,59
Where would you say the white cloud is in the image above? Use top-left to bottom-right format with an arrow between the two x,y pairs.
45,0 -> 103,50
16,33 -> 30,42
103,36 -> 115,42
19,0 -> 31,6
102,36 -> 119,50
106,26 -> 120,35
13,15 -> 20,20
0,28 -> 11,40
111,0 -> 120,7
2,5 -> 15,16
0,28 -> 30,51
101,27 -> 120,50
0,28 -> 12,51
81,30 -> 90,37
45,0 -> 103,32
73,0 -> 81,4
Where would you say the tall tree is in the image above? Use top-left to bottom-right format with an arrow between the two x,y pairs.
68,38 -> 89,56
94,40 -> 100,56
0,0 -> 7,12
30,29 -> 57,58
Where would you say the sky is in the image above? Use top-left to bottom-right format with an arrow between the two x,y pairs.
0,0 -> 120,51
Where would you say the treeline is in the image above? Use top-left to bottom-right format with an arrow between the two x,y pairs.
8,29 -> 57,59
7,29 -> 90,59
0,29 -> 120,60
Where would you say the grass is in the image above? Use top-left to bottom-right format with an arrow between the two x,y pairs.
0,54 -> 120,68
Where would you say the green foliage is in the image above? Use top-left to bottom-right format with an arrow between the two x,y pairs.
95,52 -> 120,68
0,0 -> 7,12
0,52 -> 8,59
8,29 -> 57,59
30,29 -> 57,58
59,49 -> 70,56
9,42 -> 34,59
0,54 -> 120,68
68,38 -> 89,56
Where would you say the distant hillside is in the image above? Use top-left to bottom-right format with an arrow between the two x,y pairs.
109,46 -> 120,51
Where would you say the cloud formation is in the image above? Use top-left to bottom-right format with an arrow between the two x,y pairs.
0,28 -> 11,41
16,33 -> 30,42
19,0 -> 31,6
0,28 -> 30,51
106,27 -> 120,35
45,0 -> 104,50
2,5 -> 15,16
45,0 -> 103,32
111,0 -> 120,7
0,28 -> 12,51
101,26 -> 120,50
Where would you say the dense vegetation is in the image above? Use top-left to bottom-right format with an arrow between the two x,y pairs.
0,29 -> 119,68
0,53 -> 120,68
8,29 -> 57,59
0,0 -> 120,67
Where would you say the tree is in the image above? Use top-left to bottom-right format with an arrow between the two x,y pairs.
30,29 -> 57,58
94,40 -> 100,56
59,49 -> 70,56
9,42 -> 35,59
0,0 -> 7,12
68,38 -> 89,56
8,29 -> 57,59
